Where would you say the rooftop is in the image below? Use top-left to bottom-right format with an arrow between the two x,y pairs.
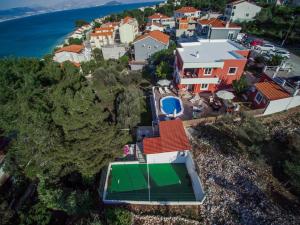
90,32 -> 113,37
148,13 -> 170,19
255,81 -> 290,100
198,18 -> 241,29
177,40 -> 247,63
55,45 -> 84,54
143,119 -> 190,154
95,27 -> 114,32
175,6 -> 199,13
134,30 -> 169,45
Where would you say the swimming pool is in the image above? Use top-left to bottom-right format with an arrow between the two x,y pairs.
160,96 -> 184,117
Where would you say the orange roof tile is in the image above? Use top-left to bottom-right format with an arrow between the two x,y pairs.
101,21 -> 119,27
123,16 -> 133,24
143,120 -> 191,154
255,81 -> 290,100
175,6 -> 199,13
56,45 -> 84,53
148,13 -> 169,19
134,30 -> 169,45
90,32 -> 113,37
198,18 -> 241,28
95,27 -> 114,32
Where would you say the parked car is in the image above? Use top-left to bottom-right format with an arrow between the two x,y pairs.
269,49 -> 290,59
249,39 -> 264,48
286,76 -> 300,87
256,43 -> 275,52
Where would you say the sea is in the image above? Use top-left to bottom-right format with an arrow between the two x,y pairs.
0,2 -> 158,58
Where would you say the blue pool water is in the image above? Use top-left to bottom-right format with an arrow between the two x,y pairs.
161,97 -> 183,115
0,2 -> 157,57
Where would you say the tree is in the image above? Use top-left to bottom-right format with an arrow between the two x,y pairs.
233,75 -> 248,94
268,54 -> 284,66
156,61 -> 172,79
106,208 -> 132,225
19,202 -> 52,225
68,38 -> 83,45
75,19 -> 89,27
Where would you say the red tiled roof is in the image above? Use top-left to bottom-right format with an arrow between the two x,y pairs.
143,120 -> 191,154
255,81 -> 290,100
101,21 -> 119,27
55,45 -> 84,53
90,32 -> 113,37
198,18 -> 241,28
123,16 -> 134,24
148,13 -> 169,19
95,27 -> 114,32
229,0 -> 247,5
134,30 -> 169,45
175,6 -> 199,13
146,22 -> 164,27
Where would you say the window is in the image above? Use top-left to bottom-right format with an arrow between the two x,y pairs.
233,6 -> 236,9
148,46 -> 151,50
180,151 -> 185,157
204,68 -> 212,75
255,92 -> 263,104
228,67 -> 237,75
142,44 -> 146,47
201,84 -> 209,90
232,12 -> 235,16
246,13 -> 249,17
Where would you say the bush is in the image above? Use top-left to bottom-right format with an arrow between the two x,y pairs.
106,208 -> 132,225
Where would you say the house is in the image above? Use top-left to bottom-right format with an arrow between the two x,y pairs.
145,22 -> 164,32
224,0 -> 262,22
249,74 -> 300,115
131,30 -> 169,69
53,45 -> 91,65
173,40 -> 249,93
102,119 -> 205,204
175,18 -> 198,38
119,16 -> 139,44
90,32 -> 114,49
147,13 -> 175,29
174,7 -> 201,19
197,18 -> 241,40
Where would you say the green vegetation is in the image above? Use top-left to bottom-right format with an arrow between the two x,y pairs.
106,208 -> 132,225
239,5 -> 300,46
233,75 -> 248,95
75,19 -> 89,27
68,37 -> 83,45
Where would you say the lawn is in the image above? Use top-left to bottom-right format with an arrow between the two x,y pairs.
106,163 -> 196,202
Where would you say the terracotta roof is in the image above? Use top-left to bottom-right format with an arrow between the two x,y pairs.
143,119 -> 191,154
148,13 -> 169,19
255,81 -> 290,100
198,18 -> 241,28
122,16 -> 134,24
229,0 -> 248,5
134,30 -> 169,45
175,6 -> 199,13
95,27 -> 114,32
56,45 -> 84,53
90,32 -> 113,37
101,21 -> 119,27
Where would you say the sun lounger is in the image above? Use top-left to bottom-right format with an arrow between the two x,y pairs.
158,87 -> 165,95
164,87 -> 171,94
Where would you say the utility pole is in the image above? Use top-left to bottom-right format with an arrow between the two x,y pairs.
281,16 -> 295,47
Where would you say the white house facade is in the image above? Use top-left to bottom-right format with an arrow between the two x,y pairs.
119,16 -> 139,44
225,0 -> 262,22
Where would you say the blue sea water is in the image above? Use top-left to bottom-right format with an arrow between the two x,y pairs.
0,2 -> 158,57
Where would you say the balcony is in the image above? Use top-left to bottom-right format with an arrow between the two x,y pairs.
180,71 -> 220,85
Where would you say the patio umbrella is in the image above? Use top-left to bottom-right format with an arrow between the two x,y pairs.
157,79 -> 171,86
216,90 -> 235,100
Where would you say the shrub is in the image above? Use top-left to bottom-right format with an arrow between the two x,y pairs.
106,208 -> 132,225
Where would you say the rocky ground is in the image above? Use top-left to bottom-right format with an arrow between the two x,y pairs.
131,110 -> 300,225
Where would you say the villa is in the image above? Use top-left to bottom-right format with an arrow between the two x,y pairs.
102,119 -> 205,205
53,44 -> 92,65
145,22 -> 164,32
147,13 -> 175,29
173,40 -> 249,93
174,7 -> 201,19
119,16 -> 139,44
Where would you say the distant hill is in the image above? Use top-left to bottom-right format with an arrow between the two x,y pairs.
104,1 -> 122,6
0,7 -> 50,21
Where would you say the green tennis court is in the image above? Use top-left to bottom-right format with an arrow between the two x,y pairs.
106,163 -> 196,202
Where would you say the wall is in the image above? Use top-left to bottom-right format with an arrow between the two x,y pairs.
120,23 -> 136,44
185,152 -> 205,201
210,28 -> 240,40
264,95 -> 300,115
134,37 -> 168,61
54,51 -> 89,63
102,46 -> 126,60
146,150 -> 189,164
232,2 -> 262,22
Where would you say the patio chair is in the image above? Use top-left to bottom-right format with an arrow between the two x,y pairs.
158,87 -> 165,95
164,87 -> 171,94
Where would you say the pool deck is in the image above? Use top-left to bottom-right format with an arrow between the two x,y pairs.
105,163 -> 196,202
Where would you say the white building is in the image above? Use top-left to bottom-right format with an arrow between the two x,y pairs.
224,0 -> 262,22
174,7 -> 201,19
53,45 -> 91,65
145,22 -> 164,32
148,13 -> 175,29
119,16 -> 139,44
90,27 -> 115,49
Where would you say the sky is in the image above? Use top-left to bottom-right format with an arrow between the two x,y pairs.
0,0 -> 155,10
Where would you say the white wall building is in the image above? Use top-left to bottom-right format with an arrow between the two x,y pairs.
224,0 -> 262,22
145,22 -> 164,32
53,45 -> 91,65
174,7 -> 201,19
119,16 -> 139,44
90,27 -> 114,49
